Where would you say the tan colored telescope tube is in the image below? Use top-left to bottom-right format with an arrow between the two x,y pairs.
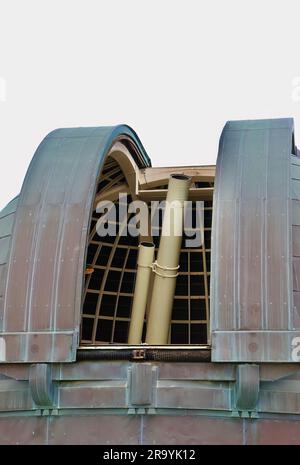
146,174 -> 191,344
128,242 -> 155,344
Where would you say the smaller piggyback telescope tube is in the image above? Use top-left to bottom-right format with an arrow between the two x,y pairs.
128,241 -> 155,344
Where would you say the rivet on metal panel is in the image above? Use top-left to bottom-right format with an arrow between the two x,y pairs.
29,363 -> 57,408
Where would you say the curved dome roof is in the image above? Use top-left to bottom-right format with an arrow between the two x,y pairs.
0,125 -> 151,363
0,196 -> 19,330
0,197 -> 19,267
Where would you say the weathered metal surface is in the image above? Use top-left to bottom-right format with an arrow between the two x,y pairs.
48,415 -> 141,445
259,379 -> 300,414
0,378 -> 34,411
2,360 -> 299,384
129,363 -> 156,406
245,418 -> 300,445
291,156 -> 300,329
0,196 -> 18,331
235,364 -> 259,412
211,118 -> 296,362
158,362 -> 235,381
1,413 -> 300,444
0,360 -> 300,444
0,361 -> 235,413
0,364 -> 30,380
259,363 -> 300,381
55,360 -> 130,381
156,380 -> 232,410
0,361 -> 234,412
59,380 -> 128,409
2,332 -> 75,363
212,330 -> 300,362
0,126 -> 150,363
0,415 -> 141,445
142,416 -> 244,445
29,363 -> 56,407
0,416 -> 48,445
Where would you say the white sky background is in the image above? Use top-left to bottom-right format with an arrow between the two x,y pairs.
0,0 -> 300,210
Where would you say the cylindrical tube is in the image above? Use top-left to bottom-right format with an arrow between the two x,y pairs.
146,174 -> 191,344
128,241 -> 155,344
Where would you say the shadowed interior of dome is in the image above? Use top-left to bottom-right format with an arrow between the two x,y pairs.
80,155 -> 213,346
